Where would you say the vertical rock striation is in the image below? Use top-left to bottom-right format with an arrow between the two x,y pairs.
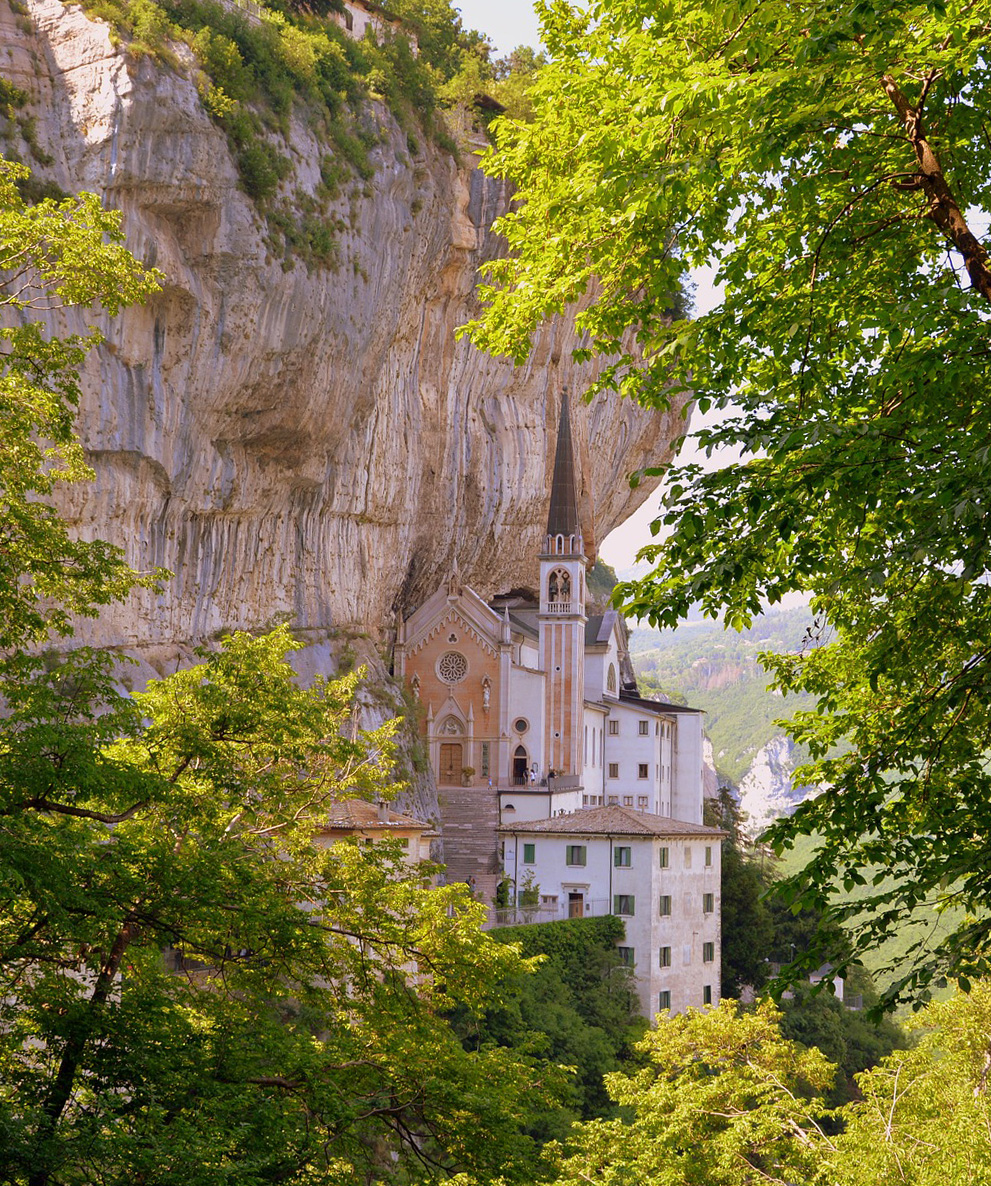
3,0 -> 686,669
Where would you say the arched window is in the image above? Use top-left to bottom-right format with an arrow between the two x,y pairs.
607,664 -> 617,693
548,568 -> 570,604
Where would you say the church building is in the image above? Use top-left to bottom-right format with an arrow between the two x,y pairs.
395,393 -> 724,1015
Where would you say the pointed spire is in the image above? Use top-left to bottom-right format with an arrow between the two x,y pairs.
546,388 -> 582,540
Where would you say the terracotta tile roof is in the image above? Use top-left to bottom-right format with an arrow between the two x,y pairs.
318,800 -> 436,833
498,804 -> 726,838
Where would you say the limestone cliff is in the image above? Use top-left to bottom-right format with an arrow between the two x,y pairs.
2,0 -> 684,673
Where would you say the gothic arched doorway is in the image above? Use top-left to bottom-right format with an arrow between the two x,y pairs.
513,745 -> 529,786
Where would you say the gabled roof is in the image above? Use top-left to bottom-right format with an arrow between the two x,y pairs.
585,610 -> 619,646
318,800 -> 437,834
546,390 -> 582,539
498,804 -> 725,838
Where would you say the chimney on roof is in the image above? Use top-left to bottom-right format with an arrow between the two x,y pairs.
376,800 -> 389,822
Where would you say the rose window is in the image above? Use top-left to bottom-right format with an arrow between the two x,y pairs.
438,651 -> 468,684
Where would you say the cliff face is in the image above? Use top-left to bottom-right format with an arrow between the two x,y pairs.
3,0 -> 684,669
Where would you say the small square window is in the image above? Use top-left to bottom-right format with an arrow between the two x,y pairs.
638,720 -> 649,736
705,845 -> 713,867
608,795 -> 619,805
613,894 -> 635,916
703,893 -> 715,914
703,984 -> 713,1006
703,941 -> 715,963
523,843 -> 535,864
658,990 -> 671,1011
566,845 -> 587,867
658,847 -> 669,869
638,763 -> 649,779
614,846 -> 632,868
658,895 -> 672,916
623,795 -> 633,807
608,720 -> 619,735
659,946 -> 671,968
637,795 -> 649,810
399,837 -> 409,848
617,946 -> 635,967
608,762 -> 619,779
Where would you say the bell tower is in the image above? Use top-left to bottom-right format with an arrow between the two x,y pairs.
538,390 -> 587,778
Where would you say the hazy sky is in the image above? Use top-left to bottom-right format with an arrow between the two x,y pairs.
455,0 -> 542,54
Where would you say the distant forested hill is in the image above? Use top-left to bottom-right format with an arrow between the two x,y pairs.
628,607 -> 817,785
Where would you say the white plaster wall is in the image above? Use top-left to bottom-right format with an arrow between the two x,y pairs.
506,666 -> 545,780
603,703 -> 660,811
672,714 -> 705,824
581,705 -> 607,804
645,838 -> 721,1017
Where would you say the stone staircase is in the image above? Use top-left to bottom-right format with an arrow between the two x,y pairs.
436,784 -> 502,904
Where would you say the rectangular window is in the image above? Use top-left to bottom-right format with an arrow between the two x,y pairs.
637,795 -> 649,810
638,763 -> 649,779
608,719 -> 619,735
658,846 -> 669,868
607,795 -> 619,805
703,941 -> 715,963
566,845 -> 587,867
703,893 -> 715,914
614,846 -> 632,867
684,847 -> 693,869
658,895 -> 672,916
705,845 -> 712,867
623,795 -> 633,807
617,946 -> 635,967
608,762 -> 619,779
399,837 -> 410,848
613,894 -> 635,916
480,742 -> 490,778
658,990 -> 671,1011
523,843 -> 535,864
703,984 -> 713,1006
659,946 -> 671,968
638,719 -> 649,736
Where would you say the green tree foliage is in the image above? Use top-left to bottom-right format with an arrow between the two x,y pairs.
0,628 -> 554,1185
452,916 -> 645,1137
536,991 -> 989,1186
546,1000 -> 835,1186
705,790 -> 774,998
466,0 -> 991,1009
831,984 -> 991,1185
0,157 -> 161,652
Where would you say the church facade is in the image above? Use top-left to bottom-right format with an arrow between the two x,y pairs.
395,393 -> 724,1016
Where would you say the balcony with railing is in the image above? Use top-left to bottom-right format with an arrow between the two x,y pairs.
542,600 -> 575,614
484,898 -> 613,929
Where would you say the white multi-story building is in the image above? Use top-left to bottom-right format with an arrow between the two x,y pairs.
499,806 -> 722,1017
396,392 -> 724,1017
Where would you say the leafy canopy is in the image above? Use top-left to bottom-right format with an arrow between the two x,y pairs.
0,156 -> 162,651
0,628 -> 555,1186
466,0 -> 991,1007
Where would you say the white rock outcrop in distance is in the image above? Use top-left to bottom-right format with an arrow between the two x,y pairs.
2,0 -> 687,670
736,734 -> 811,839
